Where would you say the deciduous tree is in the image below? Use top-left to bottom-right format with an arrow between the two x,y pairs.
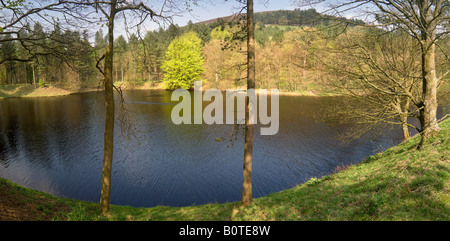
162,31 -> 205,89
296,0 -> 449,145
242,0 -> 255,205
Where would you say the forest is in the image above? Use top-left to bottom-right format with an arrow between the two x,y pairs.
1,8 -> 419,93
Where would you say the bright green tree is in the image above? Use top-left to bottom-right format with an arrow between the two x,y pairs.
162,31 -> 204,89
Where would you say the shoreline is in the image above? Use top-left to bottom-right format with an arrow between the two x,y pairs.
0,82 -> 340,100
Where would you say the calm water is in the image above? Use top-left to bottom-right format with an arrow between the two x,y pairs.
0,90 -> 447,207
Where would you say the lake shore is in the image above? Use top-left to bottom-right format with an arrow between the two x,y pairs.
0,84 -> 99,99
1,118 -> 448,221
0,82 -> 340,100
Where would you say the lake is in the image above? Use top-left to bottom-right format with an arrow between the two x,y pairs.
0,90 -> 447,208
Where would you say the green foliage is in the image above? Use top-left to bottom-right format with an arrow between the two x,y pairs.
255,25 -> 289,46
162,32 -> 205,90
210,26 -> 230,40
0,0 -> 26,9
254,8 -> 364,27
38,79 -> 46,88
305,177 -> 321,186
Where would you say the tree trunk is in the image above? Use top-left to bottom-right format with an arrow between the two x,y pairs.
32,65 -> 36,89
100,1 -> 116,214
23,62 -> 27,85
59,65 -> 62,83
115,64 -> 118,82
420,42 -> 440,137
121,64 -> 124,83
242,0 -> 255,205
419,6 -> 440,144
400,99 -> 411,141
154,63 -> 158,82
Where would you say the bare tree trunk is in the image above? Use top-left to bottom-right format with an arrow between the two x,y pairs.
242,0 -> 255,205
400,98 -> 411,140
115,64 -> 118,82
100,0 -> 116,214
419,45 -> 440,140
32,64 -> 36,89
419,4 -> 440,144
23,62 -> 27,85
121,64 -> 124,83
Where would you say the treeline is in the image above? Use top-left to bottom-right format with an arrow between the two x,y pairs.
0,17 -> 220,87
0,9 -> 355,89
0,9 -> 352,91
254,8 -> 365,27
0,8 -> 447,96
0,22 -> 95,88
108,21 -> 342,92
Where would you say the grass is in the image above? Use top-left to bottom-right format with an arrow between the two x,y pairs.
1,117 -> 449,221
0,82 -> 167,100
0,84 -> 75,99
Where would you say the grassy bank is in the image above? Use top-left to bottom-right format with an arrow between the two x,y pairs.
0,84 -> 76,99
0,82 -> 166,100
1,119 -> 448,221
0,82 -> 340,100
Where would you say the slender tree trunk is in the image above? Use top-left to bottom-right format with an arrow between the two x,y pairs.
115,64 -> 118,82
23,62 -> 27,85
242,0 -> 255,205
32,65 -> 36,89
100,1 -> 117,214
400,98 -> 411,140
153,63 -> 157,82
121,64 -> 124,83
59,66 -> 62,83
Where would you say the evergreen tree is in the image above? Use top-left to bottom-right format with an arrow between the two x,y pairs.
114,35 -> 128,82
0,34 -> 17,84
143,31 -> 164,82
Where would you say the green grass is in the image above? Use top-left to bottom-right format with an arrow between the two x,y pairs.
1,119 -> 449,221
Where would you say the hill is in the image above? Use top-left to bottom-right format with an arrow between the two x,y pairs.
196,8 -> 365,27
